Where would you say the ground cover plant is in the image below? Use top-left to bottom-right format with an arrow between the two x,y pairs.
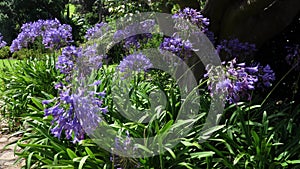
0,1 -> 299,169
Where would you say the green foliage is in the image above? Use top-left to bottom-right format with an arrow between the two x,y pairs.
75,0 -> 102,25
104,0 -> 155,21
180,103 -> 300,169
64,3 -> 76,17
102,67 -> 300,168
12,65 -> 115,168
0,56 -> 60,130
11,48 -> 47,60
67,13 -> 91,43
11,0 -> 68,26
13,96 -> 111,169
8,60 -> 300,169
0,46 -> 11,59
91,66 -> 215,168
74,0 -> 159,24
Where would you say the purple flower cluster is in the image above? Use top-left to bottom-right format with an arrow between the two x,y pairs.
113,20 -> 155,50
118,53 -> 152,78
43,81 -> 106,143
216,39 -> 256,59
44,45 -> 107,143
111,131 -> 139,168
172,7 -> 215,43
256,64 -> 276,89
85,22 -> 108,40
114,130 -> 132,152
160,8 -> 213,59
0,33 -> 7,48
10,19 -> 73,52
206,58 -> 275,104
56,46 -> 81,78
43,84 -> 85,143
73,85 -> 107,135
286,44 -> 300,70
221,59 -> 258,103
160,36 -> 193,59
56,45 -> 105,81
173,7 -> 209,30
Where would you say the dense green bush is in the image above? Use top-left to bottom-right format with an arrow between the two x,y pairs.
11,48 -> 47,60
0,46 -> 10,59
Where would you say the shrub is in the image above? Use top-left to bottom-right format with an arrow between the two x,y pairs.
0,46 -> 10,59
11,48 -> 46,60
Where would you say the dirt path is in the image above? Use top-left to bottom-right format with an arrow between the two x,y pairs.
0,134 -> 24,169
0,114 -> 24,169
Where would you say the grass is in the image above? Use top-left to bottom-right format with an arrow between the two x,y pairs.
0,59 -> 18,70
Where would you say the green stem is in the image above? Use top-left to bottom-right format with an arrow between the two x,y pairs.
159,152 -> 164,169
261,66 -> 296,106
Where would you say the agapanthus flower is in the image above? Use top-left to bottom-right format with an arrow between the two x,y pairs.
206,58 -> 275,104
44,43 -> 107,143
286,44 -> 300,70
159,8 -> 213,60
223,59 -> 258,103
160,36 -> 193,59
255,64 -> 276,89
43,81 -> 107,143
43,85 -> 86,143
10,19 -> 73,52
85,22 -> 108,40
118,53 -> 153,78
0,33 -> 7,48
173,7 -> 209,30
111,130 -> 140,168
78,44 -> 106,77
113,19 -> 155,50
42,24 -> 73,49
216,38 -> 256,59
56,45 -> 105,81
56,46 -> 81,81
73,86 -> 107,135
172,7 -> 214,43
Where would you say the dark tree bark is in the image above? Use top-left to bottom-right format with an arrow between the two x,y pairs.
202,0 -> 300,48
